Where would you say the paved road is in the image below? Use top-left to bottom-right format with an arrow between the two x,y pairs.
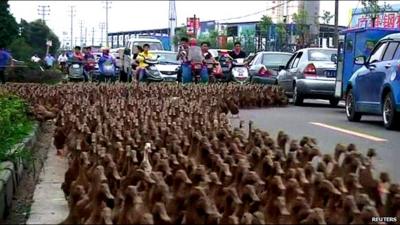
232,99 -> 400,182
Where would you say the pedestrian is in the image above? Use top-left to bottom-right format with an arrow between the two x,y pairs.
0,45 -> 14,84
58,52 -> 68,73
44,53 -> 55,69
120,48 -> 132,82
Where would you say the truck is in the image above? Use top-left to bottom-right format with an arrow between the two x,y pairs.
334,27 -> 400,99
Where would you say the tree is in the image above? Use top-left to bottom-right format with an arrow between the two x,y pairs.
320,10 -> 334,24
276,22 -> 287,50
240,29 -> 256,53
198,29 -> 219,48
0,0 -> 19,48
292,9 -> 309,47
173,24 -> 188,47
8,38 -> 34,61
259,15 -> 273,50
361,0 -> 392,27
20,19 -> 60,57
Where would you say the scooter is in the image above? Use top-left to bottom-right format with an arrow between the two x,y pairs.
68,61 -> 85,81
139,57 -> 163,83
205,59 -> 222,83
230,58 -> 249,84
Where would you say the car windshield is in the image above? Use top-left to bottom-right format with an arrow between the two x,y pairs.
155,52 -> 179,64
308,49 -> 336,61
261,53 -> 292,67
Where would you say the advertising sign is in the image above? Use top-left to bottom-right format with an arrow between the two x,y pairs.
350,4 -> 400,29
187,17 -> 200,35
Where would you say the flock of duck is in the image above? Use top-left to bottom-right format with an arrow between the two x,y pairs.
4,82 -> 399,224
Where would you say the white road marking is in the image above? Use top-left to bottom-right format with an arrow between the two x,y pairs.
310,122 -> 388,142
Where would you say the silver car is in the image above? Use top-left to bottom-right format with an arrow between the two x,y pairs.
277,48 -> 340,106
150,51 -> 180,82
248,51 -> 293,85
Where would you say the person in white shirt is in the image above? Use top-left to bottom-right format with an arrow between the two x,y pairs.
58,52 -> 68,73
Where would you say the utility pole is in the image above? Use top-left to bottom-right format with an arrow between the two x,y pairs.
193,14 -> 197,38
92,27 -> 95,46
168,0 -> 177,51
80,21 -> 84,47
99,22 -> 105,47
68,6 -> 76,49
84,27 -> 88,46
334,0 -> 339,48
103,1 -> 112,47
37,5 -> 50,24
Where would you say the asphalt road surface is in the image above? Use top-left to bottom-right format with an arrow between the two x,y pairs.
231,99 -> 400,182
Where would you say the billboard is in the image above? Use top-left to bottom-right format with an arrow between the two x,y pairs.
350,4 -> 400,29
187,17 -> 200,35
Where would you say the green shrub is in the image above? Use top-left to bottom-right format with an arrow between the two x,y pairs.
0,91 -> 34,162
5,65 -> 65,84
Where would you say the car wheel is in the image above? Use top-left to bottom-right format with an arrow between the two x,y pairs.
383,92 -> 400,130
293,85 -> 303,106
345,89 -> 362,122
329,98 -> 340,107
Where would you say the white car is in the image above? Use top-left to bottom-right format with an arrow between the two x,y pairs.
150,50 -> 180,82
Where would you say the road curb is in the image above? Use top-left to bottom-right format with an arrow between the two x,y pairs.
0,122 -> 40,221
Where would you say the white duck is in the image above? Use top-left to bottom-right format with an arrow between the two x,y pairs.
140,142 -> 153,175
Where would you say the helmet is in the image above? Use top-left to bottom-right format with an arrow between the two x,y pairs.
189,38 -> 197,46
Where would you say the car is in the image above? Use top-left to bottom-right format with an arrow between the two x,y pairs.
345,33 -> 400,130
248,51 -> 293,85
277,48 -> 340,106
150,50 -> 180,82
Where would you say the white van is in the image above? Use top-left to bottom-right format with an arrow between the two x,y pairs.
126,38 -> 164,56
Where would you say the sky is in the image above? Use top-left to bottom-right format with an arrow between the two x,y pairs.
8,0 -> 400,46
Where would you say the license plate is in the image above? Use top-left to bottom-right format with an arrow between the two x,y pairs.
239,73 -> 243,77
194,64 -> 202,69
72,64 -> 80,69
324,70 -> 336,77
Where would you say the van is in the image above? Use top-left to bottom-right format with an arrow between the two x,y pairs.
126,38 -> 164,56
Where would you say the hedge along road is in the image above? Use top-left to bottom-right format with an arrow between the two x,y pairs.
231,99 -> 400,182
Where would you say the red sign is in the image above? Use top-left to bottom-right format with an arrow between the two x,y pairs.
355,12 -> 400,28
187,17 -> 200,35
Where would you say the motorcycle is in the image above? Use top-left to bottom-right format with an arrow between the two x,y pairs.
230,58 -> 249,84
205,58 -> 222,83
138,57 -> 163,83
182,47 -> 208,84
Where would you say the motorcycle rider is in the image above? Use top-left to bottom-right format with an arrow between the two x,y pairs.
135,43 -> 154,81
229,41 -> 247,59
83,46 -> 95,82
176,37 -> 189,83
98,47 -> 117,83
201,41 -> 218,77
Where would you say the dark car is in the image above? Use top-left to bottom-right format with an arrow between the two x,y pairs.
248,51 -> 293,85
346,33 -> 400,130
277,48 -> 340,106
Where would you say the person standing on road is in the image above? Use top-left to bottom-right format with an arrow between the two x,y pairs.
120,48 -> 132,82
44,54 -> 55,69
58,52 -> 68,73
0,46 -> 14,84
229,42 -> 247,59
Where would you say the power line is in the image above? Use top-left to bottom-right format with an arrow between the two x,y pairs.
216,0 -> 292,22
37,5 -> 50,24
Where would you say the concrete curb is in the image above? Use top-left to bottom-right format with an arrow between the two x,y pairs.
0,122 -> 40,221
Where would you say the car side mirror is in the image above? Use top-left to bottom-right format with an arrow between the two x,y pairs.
331,54 -> 338,64
279,65 -> 285,71
157,55 -> 160,59
354,56 -> 367,66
